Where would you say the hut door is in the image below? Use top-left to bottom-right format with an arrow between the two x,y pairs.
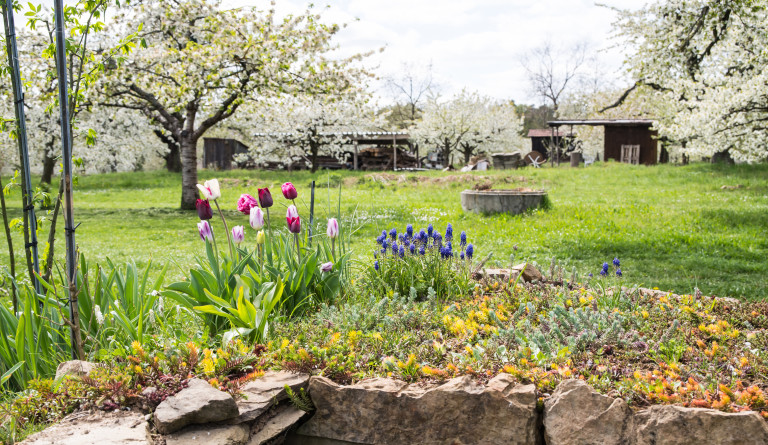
620,145 -> 640,165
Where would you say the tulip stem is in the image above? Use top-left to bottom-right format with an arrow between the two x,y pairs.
294,232 -> 301,263
214,199 -> 235,260
331,238 -> 335,260
211,230 -> 220,262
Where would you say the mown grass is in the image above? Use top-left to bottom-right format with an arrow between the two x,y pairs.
1,161 -> 767,299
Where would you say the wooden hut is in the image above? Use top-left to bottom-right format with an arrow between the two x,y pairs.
548,119 -> 658,165
527,129 -> 574,159
202,138 -> 249,170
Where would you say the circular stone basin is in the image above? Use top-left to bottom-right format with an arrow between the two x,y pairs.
461,189 -> 547,215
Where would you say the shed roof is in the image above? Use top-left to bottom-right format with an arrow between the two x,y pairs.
527,128 -> 574,138
548,119 -> 654,127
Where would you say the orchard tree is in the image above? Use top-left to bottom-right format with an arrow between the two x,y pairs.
252,93 -> 380,172
611,0 -> 768,162
101,0 -> 367,209
412,90 -> 523,165
521,40 -> 588,115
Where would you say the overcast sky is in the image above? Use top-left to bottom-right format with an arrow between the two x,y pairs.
242,0 -> 645,105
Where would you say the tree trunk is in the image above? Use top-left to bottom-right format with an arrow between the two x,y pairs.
310,141 -> 319,173
40,144 -> 56,184
180,136 -> 199,210
154,129 -> 182,172
0,173 -> 17,313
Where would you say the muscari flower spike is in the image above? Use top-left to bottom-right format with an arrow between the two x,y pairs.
406,224 -> 414,238
427,224 -> 433,236
616,268 -> 622,277
460,231 -> 467,247
419,245 -> 426,255
466,244 -> 474,259
601,262 -> 610,276
399,245 -> 405,257
445,223 -> 453,241
409,244 -> 416,254
392,243 -> 398,255
390,228 -> 397,240
460,252 -> 465,260
613,257 -> 620,268
374,260 -> 379,271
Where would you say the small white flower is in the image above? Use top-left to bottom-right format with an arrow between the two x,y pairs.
94,305 -> 104,325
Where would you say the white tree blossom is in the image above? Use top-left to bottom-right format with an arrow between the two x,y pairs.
412,90 -> 523,165
613,0 -> 768,162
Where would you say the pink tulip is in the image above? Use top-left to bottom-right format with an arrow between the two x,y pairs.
197,221 -> 213,242
237,193 -> 258,215
286,205 -> 299,219
250,207 -> 265,230
286,216 -> 301,234
326,218 -> 339,239
232,225 -> 245,244
281,182 -> 298,200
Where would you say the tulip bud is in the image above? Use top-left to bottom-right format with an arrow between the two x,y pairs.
326,218 -> 339,239
281,182 -> 298,200
196,179 -> 221,200
237,194 -> 258,215
197,220 -> 213,242
232,225 -> 245,244
250,207 -> 265,230
286,205 -> 299,219
196,199 -> 213,220
320,262 -> 333,272
258,188 -> 273,208
286,216 -> 301,233
256,230 -> 266,245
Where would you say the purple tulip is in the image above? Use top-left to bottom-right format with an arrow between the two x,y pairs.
232,225 -> 245,244
281,182 -> 298,200
320,262 -> 333,272
197,220 -> 213,242
196,199 -> 213,220
258,188 -> 273,208
237,194 -> 258,215
286,205 -> 301,233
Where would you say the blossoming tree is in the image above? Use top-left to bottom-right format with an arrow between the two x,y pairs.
412,90 -> 523,165
612,0 -> 768,162
100,0 -> 367,209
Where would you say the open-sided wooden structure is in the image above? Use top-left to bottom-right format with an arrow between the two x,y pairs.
203,138 -> 249,170
548,119 -> 658,165
527,129 -> 575,160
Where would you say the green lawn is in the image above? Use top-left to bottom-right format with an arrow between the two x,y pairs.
1,161 -> 767,299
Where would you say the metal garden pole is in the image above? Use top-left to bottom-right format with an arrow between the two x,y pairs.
308,180 -> 315,247
2,0 -> 41,294
53,0 -> 82,359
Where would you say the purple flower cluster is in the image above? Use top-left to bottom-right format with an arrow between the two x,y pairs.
373,223 -> 475,267
598,258 -> 622,277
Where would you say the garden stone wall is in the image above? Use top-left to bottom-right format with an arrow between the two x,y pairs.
21,366 -> 768,445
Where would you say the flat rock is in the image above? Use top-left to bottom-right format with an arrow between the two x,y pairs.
164,423 -> 250,445
233,371 -> 310,424
20,410 -> 149,445
298,373 -> 539,445
55,360 -> 96,380
248,405 -> 306,445
543,379 -> 632,445
154,378 -> 239,434
512,263 -> 542,282
633,405 -> 768,445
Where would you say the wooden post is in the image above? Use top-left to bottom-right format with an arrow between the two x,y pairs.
308,181 -> 315,246
353,139 -> 358,170
392,134 -> 397,171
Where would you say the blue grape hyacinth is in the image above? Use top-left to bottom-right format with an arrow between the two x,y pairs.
389,228 -> 397,241
613,257 -> 620,268
445,223 -> 453,241
600,262 -> 609,276
616,268 -> 622,277
406,224 -> 414,238
374,260 -> 379,271
399,245 -> 405,257
427,224 -> 433,236
460,231 -> 467,247
466,244 -> 474,259
409,244 -> 416,254
419,245 -> 426,255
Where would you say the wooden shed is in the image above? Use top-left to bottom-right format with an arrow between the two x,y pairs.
527,129 -> 574,159
203,138 -> 249,170
548,119 -> 658,165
